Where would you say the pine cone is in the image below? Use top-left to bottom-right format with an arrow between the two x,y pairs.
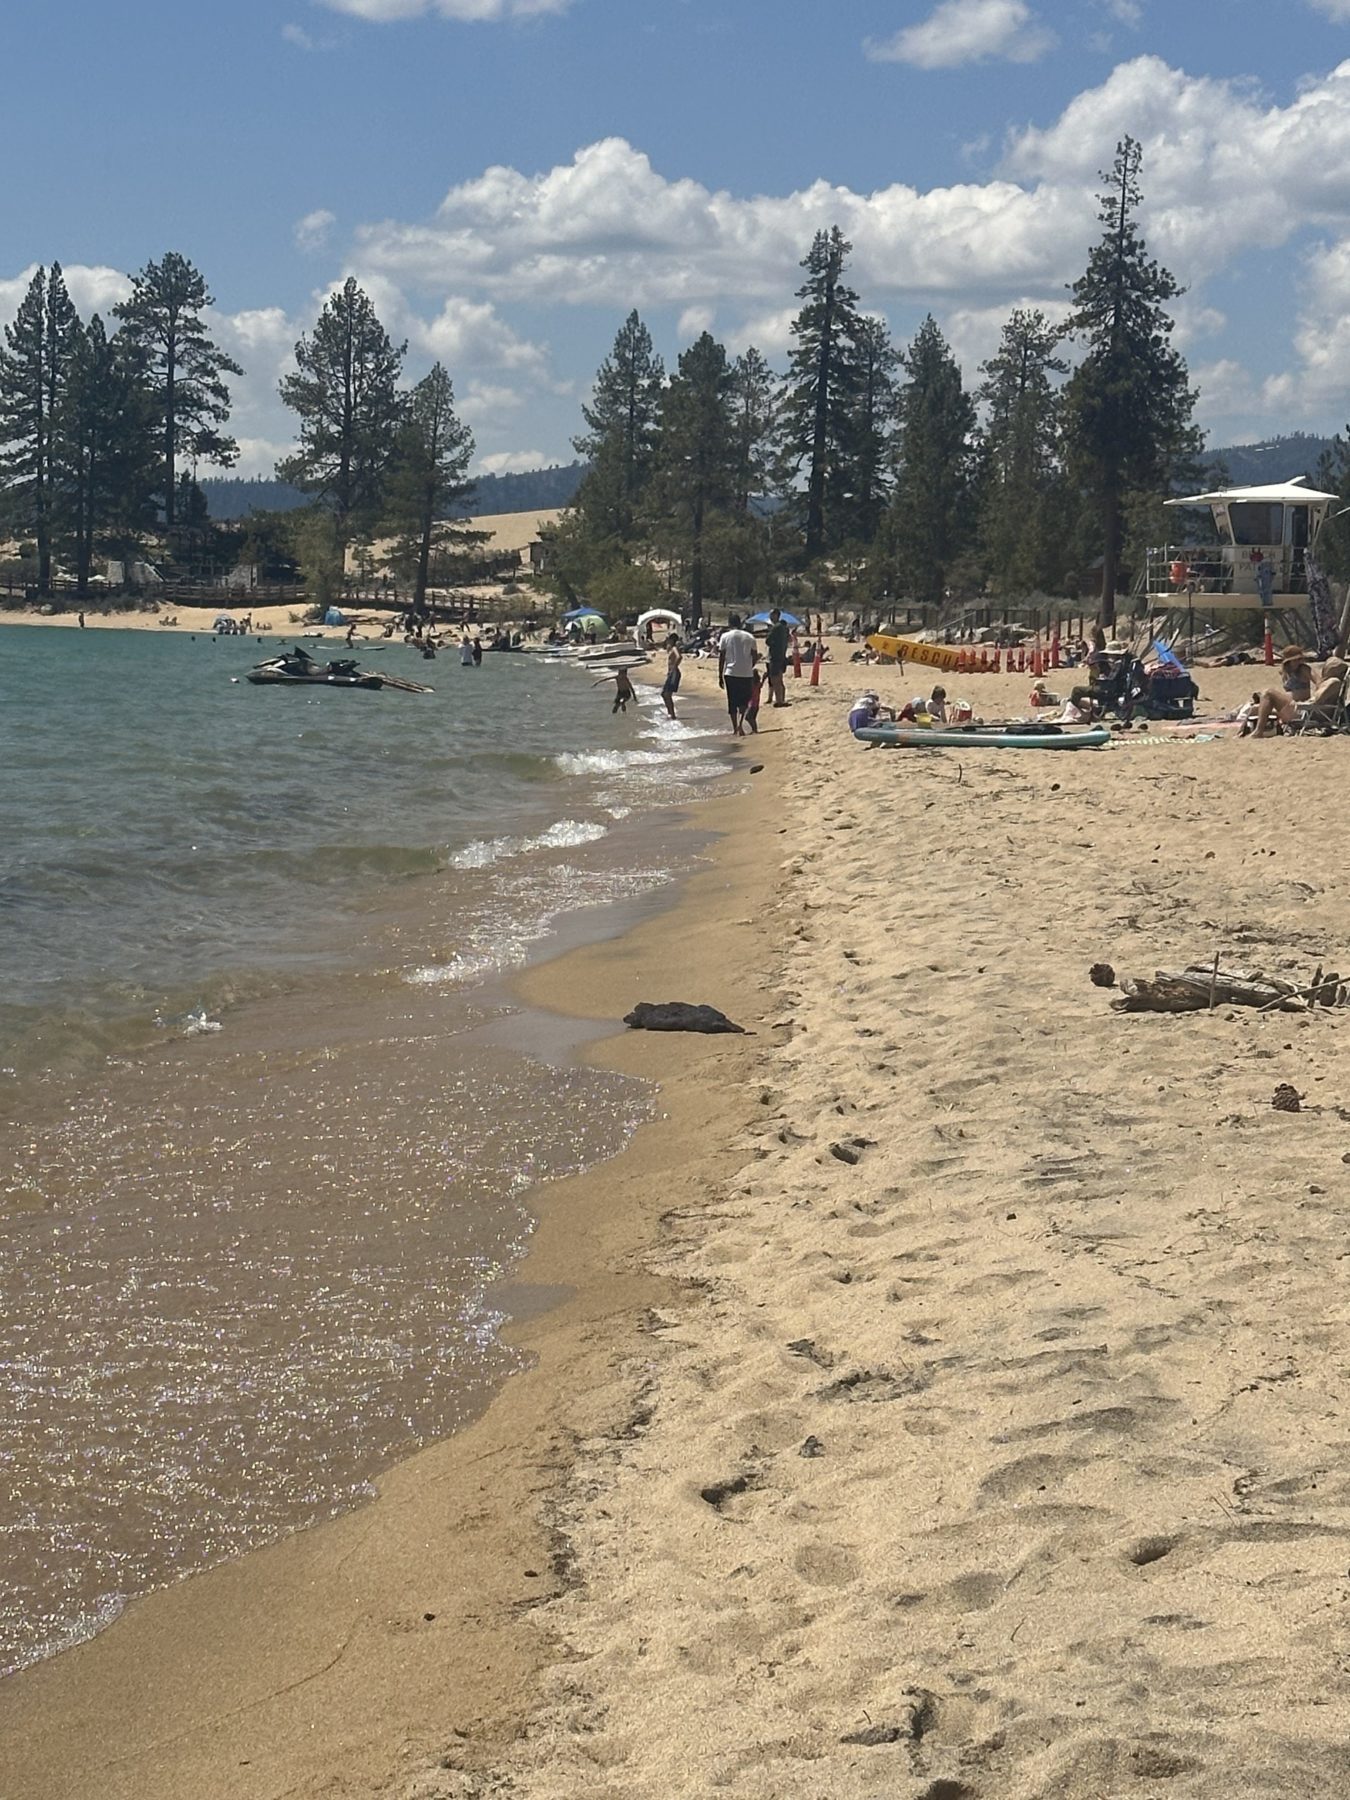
1272,1084 -> 1302,1113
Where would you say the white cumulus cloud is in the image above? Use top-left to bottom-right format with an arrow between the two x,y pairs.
0,263 -> 132,331
477,448 -> 548,474
317,0 -> 568,20
294,209 -> 337,253
867,0 -> 1055,69
356,136 -> 1083,313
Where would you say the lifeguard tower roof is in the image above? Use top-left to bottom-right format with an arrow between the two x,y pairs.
1165,476 -> 1339,508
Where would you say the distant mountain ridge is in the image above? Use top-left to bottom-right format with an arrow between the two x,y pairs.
199,461 -> 589,521
199,437 -> 1340,523
1200,433 -> 1338,486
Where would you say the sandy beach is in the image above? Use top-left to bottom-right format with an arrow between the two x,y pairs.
7,641 -> 1350,1798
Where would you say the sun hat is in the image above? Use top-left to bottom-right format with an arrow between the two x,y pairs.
1280,643 -> 1307,661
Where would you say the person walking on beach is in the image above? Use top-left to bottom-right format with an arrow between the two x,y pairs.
718,613 -> 758,736
764,606 -> 790,707
745,667 -> 763,733
661,636 -> 682,719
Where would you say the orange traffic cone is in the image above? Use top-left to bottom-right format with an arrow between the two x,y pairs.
1050,633 -> 1061,669
1016,646 -> 1026,673
792,632 -> 803,678
1263,625 -> 1274,666
991,646 -> 1001,674
809,641 -> 822,686
1031,642 -> 1043,678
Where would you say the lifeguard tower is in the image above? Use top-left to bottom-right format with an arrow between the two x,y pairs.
1145,477 -> 1339,634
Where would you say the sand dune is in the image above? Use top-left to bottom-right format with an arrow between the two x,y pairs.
428,653 -> 1350,1798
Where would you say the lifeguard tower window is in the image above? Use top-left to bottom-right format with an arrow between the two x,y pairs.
1229,501 -> 1281,545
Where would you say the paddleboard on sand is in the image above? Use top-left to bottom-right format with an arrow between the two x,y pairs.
854,723 -> 1110,750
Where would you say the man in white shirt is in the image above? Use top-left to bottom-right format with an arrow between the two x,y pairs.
717,613 -> 759,736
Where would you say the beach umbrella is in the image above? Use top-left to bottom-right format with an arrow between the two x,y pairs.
562,606 -> 605,621
746,609 -> 801,628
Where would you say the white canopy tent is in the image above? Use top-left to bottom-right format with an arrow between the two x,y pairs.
634,608 -> 683,647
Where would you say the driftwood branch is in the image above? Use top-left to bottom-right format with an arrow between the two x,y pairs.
1112,963 -> 1310,1014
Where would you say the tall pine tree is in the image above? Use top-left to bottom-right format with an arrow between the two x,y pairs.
115,252 -> 242,529
885,316 -> 975,611
977,307 -> 1067,598
54,316 -> 159,593
382,362 -> 481,610
778,227 -> 865,560
648,331 -> 737,623
572,310 -> 664,545
0,265 -> 79,593
277,277 -> 407,564
1060,137 -> 1199,625
729,347 -> 776,514
846,314 -> 899,546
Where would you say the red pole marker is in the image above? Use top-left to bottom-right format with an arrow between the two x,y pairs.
809,641 -> 822,687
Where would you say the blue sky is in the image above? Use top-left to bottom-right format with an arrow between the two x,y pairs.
7,0 -> 1350,478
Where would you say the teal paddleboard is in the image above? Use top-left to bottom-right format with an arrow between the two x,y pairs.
854,724 -> 1110,751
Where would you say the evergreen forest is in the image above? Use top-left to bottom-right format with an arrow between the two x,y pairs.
6,141 -> 1350,620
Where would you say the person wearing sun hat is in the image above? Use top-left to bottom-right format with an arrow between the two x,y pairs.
1251,642 -> 1317,736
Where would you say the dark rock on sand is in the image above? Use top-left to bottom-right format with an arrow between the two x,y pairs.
624,1001 -> 746,1034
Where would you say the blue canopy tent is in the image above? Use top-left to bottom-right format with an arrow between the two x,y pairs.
324,607 -> 347,626
746,609 -> 802,628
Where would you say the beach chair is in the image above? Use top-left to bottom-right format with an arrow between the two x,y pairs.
1290,662 -> 1350,735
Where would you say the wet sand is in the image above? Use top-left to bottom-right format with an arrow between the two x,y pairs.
9,647 -> 1350,1798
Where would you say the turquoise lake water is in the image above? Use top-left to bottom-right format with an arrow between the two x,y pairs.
0,624 -> 732,1676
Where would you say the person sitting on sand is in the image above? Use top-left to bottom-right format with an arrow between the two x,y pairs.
1251,645 -> 1316,736
927,685 -> 949,723
848,692 -> 895,732
1053,695 -> 1094,725
1029,679 -> 1061,708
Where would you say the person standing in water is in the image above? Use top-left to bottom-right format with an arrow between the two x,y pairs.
612,666 -> 636,714
661,636 -> 682,719
460,636 -> 475,666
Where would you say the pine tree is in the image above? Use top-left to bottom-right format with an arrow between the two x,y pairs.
277,277 -> 407,563
847,314 -> 899,545
778,227 -> 866,559
729,348 -> 776,514
114,252 -> 242,529
976,307 -> 1067,597
1060,137 -> 1199,625
885,316 -> 976,611
382,362 -> 481,609
54,316 -> 159,593
648,331 -> 737,623
572,310 -> 664,544
0,265 -> 79,593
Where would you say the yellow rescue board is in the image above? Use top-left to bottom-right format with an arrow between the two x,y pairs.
865,633 -> 962,670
